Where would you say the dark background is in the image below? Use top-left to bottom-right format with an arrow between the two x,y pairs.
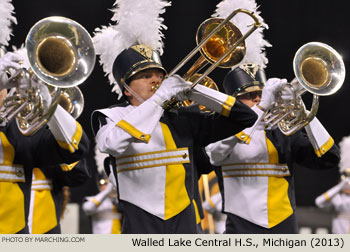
7,0 -> 350,206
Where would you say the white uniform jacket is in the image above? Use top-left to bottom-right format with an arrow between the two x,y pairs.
84,196 -> 122,234
28,160 -> 90,234
206,106 -> 340,229
330,194 -> 350,234
91,96 -> 257,221
0,113 -> 89,234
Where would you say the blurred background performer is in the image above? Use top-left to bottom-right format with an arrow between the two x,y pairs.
199,170 -> 227,234
82,148 -> 122,234
315,136 -> 350,234
205,0 -> 340,234
91,0 -> 257,234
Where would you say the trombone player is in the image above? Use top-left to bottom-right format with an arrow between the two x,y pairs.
92,0 -> 260,234
91,44 -> 258,233
205,63 -> 340,233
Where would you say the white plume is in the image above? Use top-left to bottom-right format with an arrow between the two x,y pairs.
339,136 -> 350,173
94,144 -> 109,174
212,0 -> 271,69
11,44 -> 30,68
93,25 -> 121,96
93,0 -> 171,99
0,0 -> 17,46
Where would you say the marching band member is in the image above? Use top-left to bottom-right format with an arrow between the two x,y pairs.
0,1 -> 90,233
91,0 -> 257,233
82,170 -> 122,234
315,136 -> 350,234
204,0 -> 340,234
92,45 -> 257,233
28,160 -> 91,234
205,63 -> 340,233
0,52 -> 90,233
5,45 -> 92,234
199,171 -> 227,234
82,149 -> 122,234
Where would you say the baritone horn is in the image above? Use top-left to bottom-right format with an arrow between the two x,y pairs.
26,16 -> 96,88
59,86 -> 84,119
0,16 -> 95,135
263,42 -> 345,136
163,8 -> 263,109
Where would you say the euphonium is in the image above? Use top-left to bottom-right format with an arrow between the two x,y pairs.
163,8 -> 263,110
263,42 -> 345,136
0,16 -> 95,135
58,86 -> 84,119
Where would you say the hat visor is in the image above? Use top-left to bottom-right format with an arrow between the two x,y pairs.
235,85 -> 263,97
125,62 -> 167,84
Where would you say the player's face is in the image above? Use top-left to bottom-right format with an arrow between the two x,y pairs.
237,91 -> 262,107
125,68 -> 165,106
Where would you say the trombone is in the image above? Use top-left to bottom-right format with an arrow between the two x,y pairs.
182,73 -> 219,113
163,8 -> 263,109
263,42 -> 345,135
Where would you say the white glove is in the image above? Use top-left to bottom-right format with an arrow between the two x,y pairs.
343,177 -> 350,191
0,52 -> 23,90
203,201 -> 217,215
31,77 -> 52,111
149,74 -> 191,106
82,182 -> 116,215
290,78 -> 303,93
259,78 -> 287,111
315,178 -> 349,208
280,79 -> 304,100
104,182 -> 114,193
280,86 -> 293,100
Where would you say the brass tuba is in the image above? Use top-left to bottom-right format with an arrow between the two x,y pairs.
263,42 -> 345,135
0,16 -> 95,135
163,9 -> 263,109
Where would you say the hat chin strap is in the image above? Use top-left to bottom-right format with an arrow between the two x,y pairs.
123,83 -> 145,104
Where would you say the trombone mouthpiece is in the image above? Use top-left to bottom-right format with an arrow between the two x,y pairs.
151,84 -> 160,91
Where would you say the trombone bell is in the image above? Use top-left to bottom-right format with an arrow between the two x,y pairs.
197,18 -> 246,68
183,73 -> 219,113
163,9 -> 262,109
